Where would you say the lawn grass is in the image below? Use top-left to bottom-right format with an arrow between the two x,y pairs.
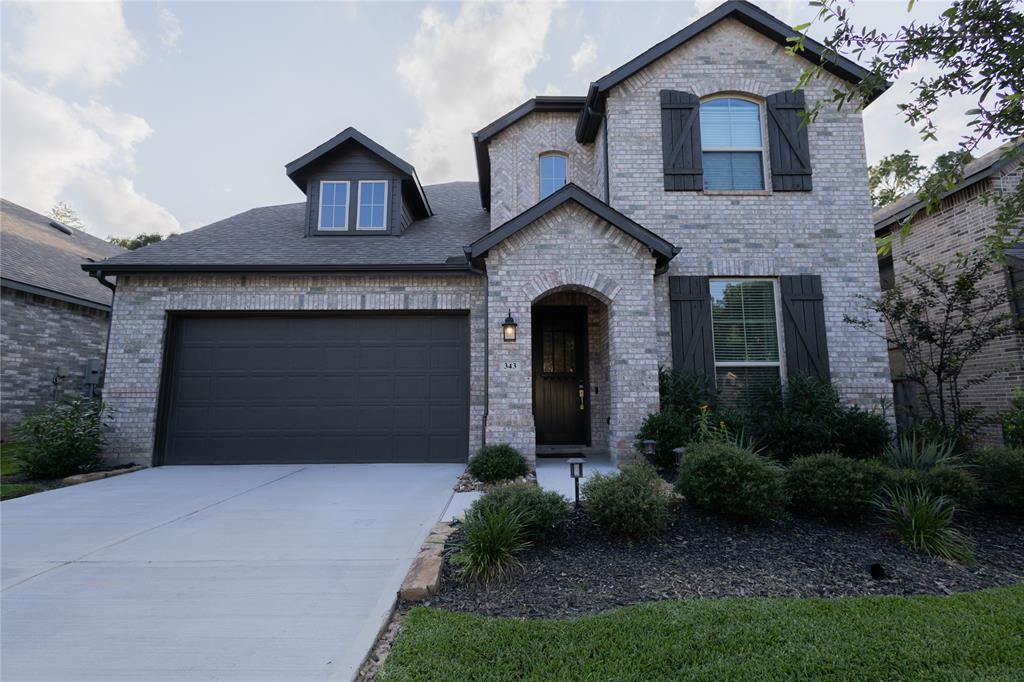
0,443 -> 39,500
379,585 -> 1024,681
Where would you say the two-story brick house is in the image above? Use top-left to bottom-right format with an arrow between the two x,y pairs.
84,0 -> 892,467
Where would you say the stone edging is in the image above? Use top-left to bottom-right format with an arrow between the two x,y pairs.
399,521 -> 457,601
61,465 -> 146,486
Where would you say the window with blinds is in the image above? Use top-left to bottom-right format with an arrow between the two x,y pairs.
700,98 -> 765,191
710,279 -> 782,406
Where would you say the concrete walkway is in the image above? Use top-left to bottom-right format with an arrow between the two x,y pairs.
1,464 -> 460,681
535,454 -> 619,500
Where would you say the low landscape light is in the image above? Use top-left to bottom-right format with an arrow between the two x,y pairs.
568,458 -> 585,508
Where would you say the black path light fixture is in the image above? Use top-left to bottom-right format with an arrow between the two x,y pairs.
502,309 -> 518,342
568,458 -> 585,508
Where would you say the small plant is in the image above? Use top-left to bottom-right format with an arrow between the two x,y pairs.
1002,388 -> 1024,447
469,484 -> 569,541
13,397 -> 105,479
452,504 -> 529,582
785,453 -> 886,521
676,441 -> 789,520
884,433 -> 961,471
582,463 -> 670,540
634,409 -> 689,469
969,446 -> 1024,514
872,486 -> 974,562
832,405 -> 892,459
467,444 -> 528,483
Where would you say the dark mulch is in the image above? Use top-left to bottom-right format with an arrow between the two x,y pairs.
426,505 -> 1024,619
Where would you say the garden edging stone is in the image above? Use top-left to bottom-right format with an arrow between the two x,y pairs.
399,521 -> 457,601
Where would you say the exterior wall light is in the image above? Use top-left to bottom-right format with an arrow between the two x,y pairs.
568,457 -> 585,508
502,310 -> 517,342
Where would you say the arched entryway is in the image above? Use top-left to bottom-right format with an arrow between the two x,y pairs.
532,288 -> 611,456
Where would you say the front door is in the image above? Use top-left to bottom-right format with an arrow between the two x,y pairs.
532,306 -> 589,445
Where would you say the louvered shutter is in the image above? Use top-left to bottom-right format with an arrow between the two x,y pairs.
780,275 -> 830,380
766,90 -> 813,191
660,90 -> 703,191
669,276 -> 715,378
1007,249 -> 1024,320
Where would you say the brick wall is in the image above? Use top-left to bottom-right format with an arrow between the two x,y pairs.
886,164 -> 1024,441
102,273 -> 487,465
1,288 -> 110,439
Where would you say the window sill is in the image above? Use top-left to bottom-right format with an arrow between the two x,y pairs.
701,190 -> 772,196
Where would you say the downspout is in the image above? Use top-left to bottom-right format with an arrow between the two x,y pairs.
92,269 -> 116,292
602,118 -> 610,203
90,269 -> 117,400
465,250 -> 489,449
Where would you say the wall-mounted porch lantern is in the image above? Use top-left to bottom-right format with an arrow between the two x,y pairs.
502,309 -> 518,342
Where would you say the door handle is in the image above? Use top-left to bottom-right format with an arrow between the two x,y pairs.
578,383 -> 585,411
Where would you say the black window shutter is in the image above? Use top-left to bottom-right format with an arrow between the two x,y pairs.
780,275 -> 830,380
1007,249 -> 1024,320
765,90 -> 812,192
660,90 -> 703,191
669,276 -> 715,379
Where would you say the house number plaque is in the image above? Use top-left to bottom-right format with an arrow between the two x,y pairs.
503,361 -> 518,370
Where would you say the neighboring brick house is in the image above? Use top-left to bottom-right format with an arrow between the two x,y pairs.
874,142 -> 1024,441
0,200 -> 125,439
85,0 -> 892,468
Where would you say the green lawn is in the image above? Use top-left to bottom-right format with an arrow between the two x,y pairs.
379,585 -> 1024,681
0,443 -> 39,500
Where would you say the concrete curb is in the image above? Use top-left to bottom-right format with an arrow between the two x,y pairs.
61,465 -> 145,485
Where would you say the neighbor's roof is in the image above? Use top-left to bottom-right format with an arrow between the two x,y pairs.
467,183 -> 678,269
576,0 -> 887,142
873,141 -> 1024,234
1,199 -> 124,309
83,182 -> 489,274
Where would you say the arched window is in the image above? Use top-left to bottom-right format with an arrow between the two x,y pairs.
539,153 -> 568,199
699,97 -> 765,190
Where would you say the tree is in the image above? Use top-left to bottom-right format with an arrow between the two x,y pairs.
108,233 -> 168,250
845,250 -> 1017,441
48,202 -> 84,230
869,150 -> 926,207
790,0 -> 1024,251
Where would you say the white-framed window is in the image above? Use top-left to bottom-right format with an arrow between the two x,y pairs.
357,180 -> 388,230
700,97 -> 766,191
318,180 -> 350,230
539,153 -> 568,199
710,278 -> 784,406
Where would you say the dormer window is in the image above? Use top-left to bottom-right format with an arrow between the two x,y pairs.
539,153 -> 568,199
700,97 -> 765,191
357,180 -> 388,230
318,181 -> 350,230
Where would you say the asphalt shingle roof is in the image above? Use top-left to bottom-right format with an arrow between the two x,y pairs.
1,199 -> 124,307
91,182 -> 489,271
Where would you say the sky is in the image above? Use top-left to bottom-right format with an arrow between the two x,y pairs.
0,0 -> 1000,239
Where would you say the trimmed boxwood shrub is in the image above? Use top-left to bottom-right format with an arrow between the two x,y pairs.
676,441 -> 789,520
634,409 -> 689,469
879,465 -> 980,509
13,397 -> 105,479
470,483 -> 569,541
969,446 -> 1024,514
582,463 -> 670,540
785,453 -> 887,521
468,444 -> 528,483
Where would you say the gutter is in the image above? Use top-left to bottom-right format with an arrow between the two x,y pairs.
80,262 -> 478,276
91,270 -> 117,292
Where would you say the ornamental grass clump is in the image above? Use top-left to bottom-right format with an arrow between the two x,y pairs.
582,463 -> 670,540
872,486 -> 974,562
452,505 -> 529,582
467,444 -> 528,483
885,433 -> 961,471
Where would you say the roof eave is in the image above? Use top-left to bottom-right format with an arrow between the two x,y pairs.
80,262 -> 476,275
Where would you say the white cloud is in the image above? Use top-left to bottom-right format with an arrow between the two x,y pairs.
7,2 -> 142,87
0,76 -> 179,237
397,1 -> 564,183
158,7 -> 182,48
570,35 -> 597,76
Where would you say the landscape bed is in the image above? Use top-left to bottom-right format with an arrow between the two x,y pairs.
426,505 -> 1024,619
379,585 -> 1024,681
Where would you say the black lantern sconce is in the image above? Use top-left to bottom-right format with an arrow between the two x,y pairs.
502,309 -> 517,342
568,458 -> 585,508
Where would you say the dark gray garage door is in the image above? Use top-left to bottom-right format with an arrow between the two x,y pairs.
158,314 -> 469,464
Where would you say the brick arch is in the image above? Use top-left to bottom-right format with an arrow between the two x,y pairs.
523,269 -> 621,305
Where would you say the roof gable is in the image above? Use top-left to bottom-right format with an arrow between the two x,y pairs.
466,184 -> 678,268
284,127 -> 431,217
576,0 -> 886,142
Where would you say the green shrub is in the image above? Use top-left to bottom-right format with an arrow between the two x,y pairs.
1002,388 -> 1024,447
582,463 -> 670,540
467,444 -> 528,483
470,484 -> 569,541
634,409 -> 689,469
676,441 -> 789,520
659,367 -> 714,413
13,397 -> 105,479
785,453 -> 886,521
924,465 -> 980,509
872,486 -> 974,562
969,446 -> 1024,514
452,504 -> 529,582
832,406 -> 892,459
753,375 -> 838,461
884,433 -> 961,471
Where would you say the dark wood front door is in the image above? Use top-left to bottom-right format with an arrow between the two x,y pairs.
533,306 -> 589,445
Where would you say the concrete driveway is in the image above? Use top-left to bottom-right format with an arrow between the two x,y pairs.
1,464 -> 461,681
